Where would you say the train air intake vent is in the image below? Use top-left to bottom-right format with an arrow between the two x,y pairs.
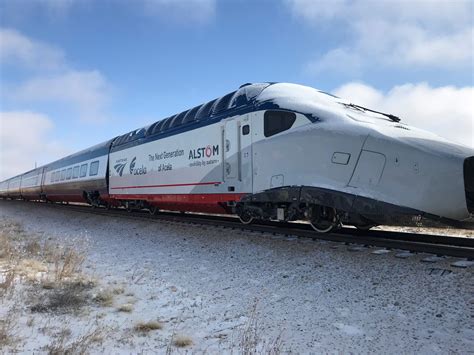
464,156 -> 474,214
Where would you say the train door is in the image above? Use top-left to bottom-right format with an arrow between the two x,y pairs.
224,120 -> 239,180
240,115 -> 253,192
39,167 -> 46,196
223,115 -> 253,192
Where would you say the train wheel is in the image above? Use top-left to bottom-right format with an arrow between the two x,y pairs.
238,212 -> 254,225
149,206 -> 159,215
309,206 -> 337,233
356,224 -> 376,231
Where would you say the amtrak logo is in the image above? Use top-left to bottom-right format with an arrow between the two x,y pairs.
114,162 -> 127,176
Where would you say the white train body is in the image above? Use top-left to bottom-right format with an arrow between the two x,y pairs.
2,82 -> 473,230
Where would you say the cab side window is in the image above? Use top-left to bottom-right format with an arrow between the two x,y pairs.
73,166 -> 80,179
66,167 -> 72,180
264,111 -> 297,137
80,164 -> 88,178
89,161 -> 99,176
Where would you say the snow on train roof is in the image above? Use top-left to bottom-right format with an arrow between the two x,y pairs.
256,83 -> 345,110
257,83 -> 402,124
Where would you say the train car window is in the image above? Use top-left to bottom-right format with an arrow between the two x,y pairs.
264,111 -> 297,137
242,125 -> 250,135
66,168 -> 72,180
60,169 -> 66,181
212,91 -> 236,115
182,105 -> 200,124
89,161 -> 99,176
73,166 -> 80,179
161,116 -> 175,131
56,171 -> 60,182
51,173 -> 55,183
169,112 -> 186,128
157,120 -> 168,133
80,164 -> 87,178
195,99 -> 217,120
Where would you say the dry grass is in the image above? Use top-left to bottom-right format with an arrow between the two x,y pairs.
239,301 -> 259,353
45,326 -> 104,355
134,321 -> 163,333
16,258 -> 48,282
30,283 -> 89,314
41,280 -> 57,290
0,310 -> 17,348
117,303 -> 133,313
112,286 -> 125,295
0,232 -> 12,259
25,240 -> 41,255
53,248 -> 85,283
93,290 -> 114,307
0,219 -> 110,353
0,268 -> 16,296
238,299 -> 284,355
173,335 -> 193,348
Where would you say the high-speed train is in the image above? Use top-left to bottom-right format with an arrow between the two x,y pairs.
1,83 -> 473,232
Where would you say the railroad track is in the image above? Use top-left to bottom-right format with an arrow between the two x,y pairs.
3,200 -> 474,259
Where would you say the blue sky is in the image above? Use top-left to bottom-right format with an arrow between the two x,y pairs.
1,0 -> 473,179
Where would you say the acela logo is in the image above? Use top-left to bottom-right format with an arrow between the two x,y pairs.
129,157 -> 136,175
189,145 -> 219,160
129,157 -> 147,175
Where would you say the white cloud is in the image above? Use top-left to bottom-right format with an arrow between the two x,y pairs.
0,111 -> 72,180
142,0 -> 216,24
10,70 -> 112,122
1,0 -> 215,24
0,0 -> 79,22
287,0 -> 473,73
36,0 -> 78,17
0,28 -> 112,122
287,0 -> 473,28
0,28 -> 65,71
306,48 -> 362,76
332,82 -> 474,148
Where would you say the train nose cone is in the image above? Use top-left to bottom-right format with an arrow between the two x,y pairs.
464,156 -> 474,215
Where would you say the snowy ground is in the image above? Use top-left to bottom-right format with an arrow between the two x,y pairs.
0,200 -> 473,354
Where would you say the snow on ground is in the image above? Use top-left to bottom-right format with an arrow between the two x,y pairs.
0,200 -> 473,353
375,225 -> 474,238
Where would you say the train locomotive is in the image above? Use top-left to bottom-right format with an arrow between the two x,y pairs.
1,82 -> 473,232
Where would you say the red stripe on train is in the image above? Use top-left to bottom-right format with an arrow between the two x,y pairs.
109,192 -> 247,214
110,181 -> 221,190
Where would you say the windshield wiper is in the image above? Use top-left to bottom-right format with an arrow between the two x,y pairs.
343,103 -> 401,122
